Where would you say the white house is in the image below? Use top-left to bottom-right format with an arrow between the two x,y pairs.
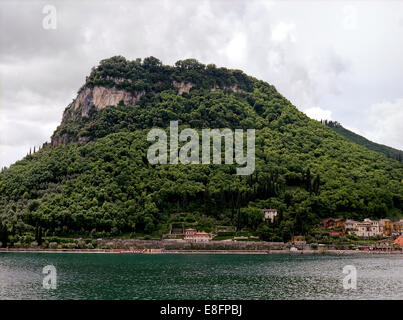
354,218 -> 381,238
263,208 -> 277,223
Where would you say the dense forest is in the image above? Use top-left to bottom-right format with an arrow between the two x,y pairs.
320,120 -> 403,162
0,56 -> 402,246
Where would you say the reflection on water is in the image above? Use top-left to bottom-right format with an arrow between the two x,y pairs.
0,253 -> 402,300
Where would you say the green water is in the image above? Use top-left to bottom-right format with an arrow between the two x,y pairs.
0,253 -> 402,299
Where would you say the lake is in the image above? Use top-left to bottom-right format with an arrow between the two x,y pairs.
0,253 -> 402,299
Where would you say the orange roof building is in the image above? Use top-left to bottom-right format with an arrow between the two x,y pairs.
184,228 -> 212,242
394,236 -> 403,247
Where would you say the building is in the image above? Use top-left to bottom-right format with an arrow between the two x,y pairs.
323,218 -> 345,229
394,236 -> 403,247
379,219 -> 392,236
143,248 -> 164,254
345,220 -> 357,233
344,218 -> 402,238
392,221 -> 400,236
263,208 -> 277,223
389,220 -> 403,236
322,218 -> 345,235
184,228 -> 212,242
291,235 -> 306,246
354,218 -> 381,238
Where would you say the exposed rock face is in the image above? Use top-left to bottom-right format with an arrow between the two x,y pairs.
172,81 -> 245,95
51,134 -> 69,147
72,86 -> 145,118
173,81 -> 194,95
211,84 -> 245,93
51,85 -> 145,147
52,79 -> 245,147
78,136 -> 90,144
51,133 -> 90,148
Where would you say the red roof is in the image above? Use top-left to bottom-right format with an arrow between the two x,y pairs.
395,236 -> 403,247
322,218 -> 345,223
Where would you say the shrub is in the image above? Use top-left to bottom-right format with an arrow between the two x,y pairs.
111,227 -> 119,236
347,234 -> 359,241
217,232 -> 235,237
76,240 -> 86,249
63,243 -> 77,249
13,242 -> 22,248
86,243 -> 94,249
49,242 -> 58,249
101,242 -> 114,249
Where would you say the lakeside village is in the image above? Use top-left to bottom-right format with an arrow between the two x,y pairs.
3,209 -> 403,254
156,210 -> 403,252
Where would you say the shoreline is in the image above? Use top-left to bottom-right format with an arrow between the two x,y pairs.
1,248 -> 402,255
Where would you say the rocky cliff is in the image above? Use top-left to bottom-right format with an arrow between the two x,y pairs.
51,72 -> 247,147
64,86 -> 145,121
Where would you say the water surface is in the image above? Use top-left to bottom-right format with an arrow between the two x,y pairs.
0,253 -> 402,299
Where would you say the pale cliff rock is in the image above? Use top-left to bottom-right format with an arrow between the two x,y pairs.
52,78 -> 245,147
173,81 -> 194,95
211,84 -> 245,93
72,86 -> 145,118
51,85 -> 145,147
172,81 -> 244,95
51,134 -> 69,147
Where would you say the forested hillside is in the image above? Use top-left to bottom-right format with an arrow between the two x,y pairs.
320,120 -> 403,162
0,56 -> 402,246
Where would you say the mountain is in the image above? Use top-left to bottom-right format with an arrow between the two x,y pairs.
0,56 -> 402,246
320,120 -> 403,162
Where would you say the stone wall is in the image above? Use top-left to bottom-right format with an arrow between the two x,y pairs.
95,238 -> 286,250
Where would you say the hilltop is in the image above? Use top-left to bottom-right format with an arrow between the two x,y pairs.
0,56 -> 402,247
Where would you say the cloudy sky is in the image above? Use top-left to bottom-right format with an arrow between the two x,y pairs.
1,0 -> 402,167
